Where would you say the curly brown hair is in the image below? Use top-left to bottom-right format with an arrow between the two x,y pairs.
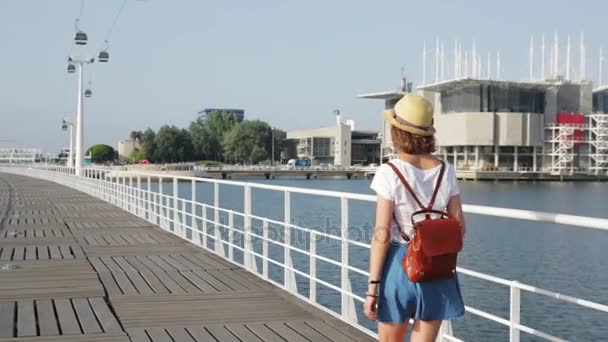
391,126 -> 436,155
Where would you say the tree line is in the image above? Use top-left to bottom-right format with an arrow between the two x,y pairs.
129,111 -> 287,164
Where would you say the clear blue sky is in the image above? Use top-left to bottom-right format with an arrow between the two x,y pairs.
1,0 -> 606,153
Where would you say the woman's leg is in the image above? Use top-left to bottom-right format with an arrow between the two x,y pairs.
378,321 -> 409,342
410,320 -> 442,342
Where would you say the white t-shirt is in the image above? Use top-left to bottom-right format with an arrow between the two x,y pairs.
370,159 -> 460,242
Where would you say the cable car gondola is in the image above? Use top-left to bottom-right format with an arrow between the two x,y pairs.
98,51 -> 109,63
67,64 -> 76,73
74,31 -> 88,45
84,89 -> 92,98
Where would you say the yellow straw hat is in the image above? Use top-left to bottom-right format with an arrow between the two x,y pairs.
382,94 -> 435,136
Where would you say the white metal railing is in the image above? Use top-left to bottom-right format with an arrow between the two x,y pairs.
2,165 -> 608,342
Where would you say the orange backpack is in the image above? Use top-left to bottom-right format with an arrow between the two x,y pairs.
387,161 -> 463,283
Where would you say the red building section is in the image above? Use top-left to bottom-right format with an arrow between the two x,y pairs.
557,113 -> 585,143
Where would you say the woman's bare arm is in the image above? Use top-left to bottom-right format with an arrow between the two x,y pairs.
447,195 -> 466,237
368,197 -> 393,288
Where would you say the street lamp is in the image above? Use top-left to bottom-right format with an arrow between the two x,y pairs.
62,118 -> 74,168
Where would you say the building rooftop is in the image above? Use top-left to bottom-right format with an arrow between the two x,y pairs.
417,77 -> 554,92
357,90 -> 406,100
593,85 -> 608,93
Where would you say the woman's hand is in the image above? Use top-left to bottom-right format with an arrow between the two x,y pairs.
363,295 -> 378,320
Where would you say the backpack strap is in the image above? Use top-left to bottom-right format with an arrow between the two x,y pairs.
386,162 -> 425,210
427,161 -> 446,210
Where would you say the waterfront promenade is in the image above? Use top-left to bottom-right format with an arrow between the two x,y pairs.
0,172 -> 373,342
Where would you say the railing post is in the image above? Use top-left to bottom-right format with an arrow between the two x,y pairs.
173,177 -> 179,235
244,184 -> 253,271
202,204 -> 208,249
191,179 -> 198,235
262,219 -> 269,280
284,191 -> 297,292
510,282 -> 521,342
213,183 -> 224,256
340,197 -> 357,323
309,230 -> 317,303
158,177 -> 164,228
146,176 -> 151,220
228,210 -> 234,260
121,176 -> 126,209
137,176 -> 142,217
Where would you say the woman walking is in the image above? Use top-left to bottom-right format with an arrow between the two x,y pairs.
364,94 -> 465,341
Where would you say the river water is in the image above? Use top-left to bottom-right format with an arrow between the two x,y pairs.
160,178 -> 607,341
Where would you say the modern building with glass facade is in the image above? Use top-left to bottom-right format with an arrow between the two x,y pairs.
360,77 -> 607,178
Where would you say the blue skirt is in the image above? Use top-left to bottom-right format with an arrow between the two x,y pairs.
377,242 -> 465,323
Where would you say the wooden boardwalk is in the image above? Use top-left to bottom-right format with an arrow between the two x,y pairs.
0,173 -> 374,342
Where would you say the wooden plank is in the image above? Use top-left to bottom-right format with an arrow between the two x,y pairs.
285,321 -> 332,342
0,247 -> 13,261
167,271 -> 200,293
59,245 -> 75,259
54,298 -> 81,335
146,256 -> 176,273
48,246 -> 61,259
36,299 -> 60,336
98,272 -> 122,296
244,323 -> 283,342
138,271 -> 169,295
304,321 -> 356,341
88,298 -> 122,334
37,246 -> 50,260
225,323 -> 263,342
185,327 -> 216,342
72,246 -> 86,259
151,271 -> 186,294
180,271 -> 219,293
145,327 -> 172,341
0,301 -> 15,337
17,299 -> 37,337
25,246 -> 37,260
192,271 -> 233,292
266,321 -> 309,342
12,246 -> 24,261
205,325 -> 240,342
166,327 -> 196,342
127,328 -> 151,342
112,272 -> 138,295
112,257 -> 137,274
72,298 -> 103,334
206,269 -> 249,291
126,272 -> 155,295
134,256 -> 164,273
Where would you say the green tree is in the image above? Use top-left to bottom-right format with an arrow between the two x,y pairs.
189,111 -> 238,161
222,120 -> 272,164
129,149 -> 146,163
86,144 -> 115,163
154,125 -> 194,163
129,130 -> 143,144
141,128 -> 157,162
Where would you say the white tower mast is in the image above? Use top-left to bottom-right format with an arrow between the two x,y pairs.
472,40 -> 477,78
529,35 -> 534,81
487,52 -> 491,79
454,40 -> 458,79
440,41 -> 445,81
580,32 -> 586,81
541,33 -> 546,80
554,31 -> 559,78
422,41 -> 427,85
600,47 -> 604,86
496,50 -> 501,79
566,35 -> 571,80
435,38 -> 440,83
